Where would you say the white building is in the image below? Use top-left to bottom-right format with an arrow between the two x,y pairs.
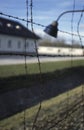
0,17 -> 40,56
38,46 -> 84,56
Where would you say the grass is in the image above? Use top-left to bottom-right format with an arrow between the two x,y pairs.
0,85 -> 83,130
0,59 -> 84,93
0,59 -> 84,78
0,59 -> 84,129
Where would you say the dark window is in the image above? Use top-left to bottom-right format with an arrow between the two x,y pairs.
58,49 -> 61,53
17,41 -> 21,49
26,42 -> 29,48
0,21 -> 3,26
29,42 -> 33,47
24,42 -> 29,48
8,40 -> 12,48
0,39 -> 1,48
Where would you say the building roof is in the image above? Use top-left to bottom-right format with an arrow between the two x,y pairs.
0,17 -> 40,39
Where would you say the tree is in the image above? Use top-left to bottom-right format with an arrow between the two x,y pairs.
39,38 -> 82,48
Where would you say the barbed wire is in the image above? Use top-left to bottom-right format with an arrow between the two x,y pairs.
77,6 -> 84,130
24,0 -> 29,75
26,0 -> 29,28
30,0 -> 33,31
0,1 -> 84,129
29,0 -> 43,129
0,12 -> 45,27
62,1 -> 76,129
77,7 -> 84,48
71,0 -> 75,39
0,11 -> 84,39
58,29 -> 84,38
23,1 -> 29,130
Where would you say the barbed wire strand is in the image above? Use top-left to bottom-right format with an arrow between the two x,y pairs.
77,7 -> 84,52
71,0 -> 75,64
26,0 -> 29,28
0,12 -> 84,38
24,42 -> 27,74
24,0 -> 29,75
64,0 -> 76,129
23,1 -> 29,130
63,0 -> 76,127
29,0 -> 43,130
0,12 -> 45,27
77,6 -> 84,130
30,0 -> 33,31
58,29 -> 84,38
65,1 -> 76,129
0,5 -> 84,130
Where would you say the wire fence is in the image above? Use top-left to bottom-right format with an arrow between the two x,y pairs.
0,0 -> 84,130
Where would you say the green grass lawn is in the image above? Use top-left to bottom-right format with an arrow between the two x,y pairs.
0,59 -> 84,93
0,59 -> 84,78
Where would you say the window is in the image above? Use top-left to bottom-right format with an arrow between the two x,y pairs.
8,40 -> 12,48
0,21 -> 3,26
0,39 -> 1,48
24,42 -> 29,48
26,42 -> 29,48
58,49 -> 61,53
17,41 -> 21,49
28,42 -> 33,48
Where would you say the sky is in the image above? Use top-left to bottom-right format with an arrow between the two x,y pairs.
0,0 -> 84,44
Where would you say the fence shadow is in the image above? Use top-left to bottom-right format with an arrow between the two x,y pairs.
0,66 -> 84,120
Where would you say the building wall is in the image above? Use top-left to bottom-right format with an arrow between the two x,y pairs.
38,46 -> 83,56
0,34 -> 37,54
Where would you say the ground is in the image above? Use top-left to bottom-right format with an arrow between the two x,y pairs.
0,66 -> 84,121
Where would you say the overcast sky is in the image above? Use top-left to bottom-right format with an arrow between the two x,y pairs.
0,0 -> 84,44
